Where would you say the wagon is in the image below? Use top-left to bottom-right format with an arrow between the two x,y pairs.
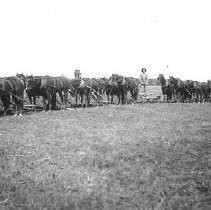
137,85 -> 163,103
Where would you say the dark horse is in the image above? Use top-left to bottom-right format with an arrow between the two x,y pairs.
0,76 -> 25,116
78,78 -> 91,107
26,75 -> 54,109
40,76 -> 70,110
17,73 -> 37,105
157,74 -> 172,102
90,78 -> 106,106
96,77 -> 113,103
109,74 -> 128,104
69,78 -> 91,107
124,77 -> 139,103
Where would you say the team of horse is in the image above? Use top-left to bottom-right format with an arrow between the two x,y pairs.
158,74 -> 211,103
0,73 -> 210,116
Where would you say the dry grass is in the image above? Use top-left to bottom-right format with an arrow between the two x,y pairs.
0,103 -> 211,209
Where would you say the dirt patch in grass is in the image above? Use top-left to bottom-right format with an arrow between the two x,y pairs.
0,103 -> 211,209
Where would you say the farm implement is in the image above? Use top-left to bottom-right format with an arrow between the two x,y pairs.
137,85 -> 163,103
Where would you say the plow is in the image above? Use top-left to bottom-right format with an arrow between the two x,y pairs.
86,85 -> 110,105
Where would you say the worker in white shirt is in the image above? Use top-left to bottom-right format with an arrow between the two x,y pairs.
139,68 -> 149,96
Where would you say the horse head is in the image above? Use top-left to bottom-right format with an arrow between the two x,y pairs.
207,80 -> 211,88
169,76 -> 178,87
16,73 -> 27,88
25,75 -> 35,91
158,74 -> 166,86
110,74 -> 124,85
40,76 -> 49,88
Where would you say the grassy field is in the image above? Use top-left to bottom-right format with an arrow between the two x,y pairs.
0,103 -> 210,209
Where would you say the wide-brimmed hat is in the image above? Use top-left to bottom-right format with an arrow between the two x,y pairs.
141,68 -> 147,72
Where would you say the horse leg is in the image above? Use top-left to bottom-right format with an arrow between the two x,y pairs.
28,96 -> 32,104
11,94 -> 19,116
125,91 -> 128,104
171,92 -> 174,103
33,96 -> 36,105
42,97 -> 47,111
111,94 -> 114,104
18,93 -> 24,116
58,91 -> 64,110
81,94 -> 83,107
48,95 -> 52,111
51,93 -> 57,110
97,87 -> 100,107
47,91 -> 52,111
87,93 -> 91,108
85,94 -> 88,108
1,93 -> 10,116
117,94 -> 120,104
62,90 -> 68,110
15,89 -> 24,116
121,92 -> 124,104
85,92 -> 89,108
75,94 -> 78,107
26,91 -> 32,104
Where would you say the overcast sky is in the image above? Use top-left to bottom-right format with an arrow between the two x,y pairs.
0,0 -> 210,81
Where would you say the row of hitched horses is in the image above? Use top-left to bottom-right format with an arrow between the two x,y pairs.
157,74 -> 211,103
0,74 -> 140,116
0,73 -> 210,116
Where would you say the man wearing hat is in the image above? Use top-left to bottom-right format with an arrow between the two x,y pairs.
139,68 -> 149,96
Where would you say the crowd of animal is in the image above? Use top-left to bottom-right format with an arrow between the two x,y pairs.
0,71 -> 210,116
158,74 -> 211,103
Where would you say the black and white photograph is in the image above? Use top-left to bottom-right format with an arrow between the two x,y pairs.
0,0 -> 210,209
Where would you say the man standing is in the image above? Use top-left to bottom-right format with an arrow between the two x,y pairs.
139,68 -> 149,96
